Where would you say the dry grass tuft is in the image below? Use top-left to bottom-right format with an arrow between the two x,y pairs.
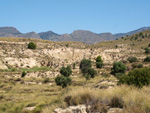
43,85 -> 150,113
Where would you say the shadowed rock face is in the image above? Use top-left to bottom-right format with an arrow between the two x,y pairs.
0,26 -> 150,44
38,31 -> 60,40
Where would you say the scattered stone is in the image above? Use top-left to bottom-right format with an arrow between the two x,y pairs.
107,108 -> 123,113
54,105 -> 90,113
23,106 -> 36,111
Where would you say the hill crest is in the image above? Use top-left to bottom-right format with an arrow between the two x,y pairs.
0,26 -> 150,44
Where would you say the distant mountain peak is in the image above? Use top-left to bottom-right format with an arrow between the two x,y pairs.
0,27 -> 21,35
72,30 -> 93,34
38,30 -> 60,40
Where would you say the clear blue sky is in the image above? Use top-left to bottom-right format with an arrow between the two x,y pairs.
0,0 -> 150,34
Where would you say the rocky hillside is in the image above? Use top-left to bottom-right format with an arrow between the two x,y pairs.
1,30 -> 150,77
114,27 -> 150,39
0,26 -> 150,44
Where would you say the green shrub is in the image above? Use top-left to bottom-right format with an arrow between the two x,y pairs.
96,62 -> 104,68
111,62 -> 126,76
60,65 -> 72,77
139,32 -> 143,36
127,57 -> 138,63
55,75 -> 72,88
145,47 -> 150,54
21,71 -> 26,77
87,68 -> 97,78
119,68 -> 150,87
132,63 -> 138,69
144,56 -> 150,62
132,64 -> 143,69
28,42 -> 36,49
84,74 -> 91,81
96,56 -> 102,62
137,64 -> 143,68
65,44 -> 69,47
83,68 -> 97,81
134,36 -> 138,40
80,59 -> 97,81
80,59 -> 92,74
55,65 -> 72,88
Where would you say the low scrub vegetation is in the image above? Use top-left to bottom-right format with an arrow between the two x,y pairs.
28,42 -> 37,49
127,57 -> 138,63
21,71 -> 27,77
111,61 -> 126,77
43,85 -> 150,113
119,68 -> 150,87
144,56 -> 150,62
145,47 -> 150,54
96,62 -> 104,68
96,56 -> 102,62
96,56 -> 104,69
55,75 -> 72,88
80,59 -> 97,81
55,65 -> 72,88
132,63 -> 143,69
60,66 -> 72,77
79,59 -> 92,74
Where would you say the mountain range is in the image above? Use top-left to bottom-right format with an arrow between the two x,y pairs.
0,26 -> 150,44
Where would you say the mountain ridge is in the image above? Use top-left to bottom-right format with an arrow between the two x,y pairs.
0,26 -> 150,44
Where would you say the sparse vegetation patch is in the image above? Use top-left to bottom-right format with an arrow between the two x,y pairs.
28,42 -> 36,49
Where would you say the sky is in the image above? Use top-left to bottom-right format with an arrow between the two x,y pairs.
0,0 -> 150,34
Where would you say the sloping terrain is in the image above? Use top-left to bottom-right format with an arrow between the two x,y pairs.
0,30 -> 150,113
